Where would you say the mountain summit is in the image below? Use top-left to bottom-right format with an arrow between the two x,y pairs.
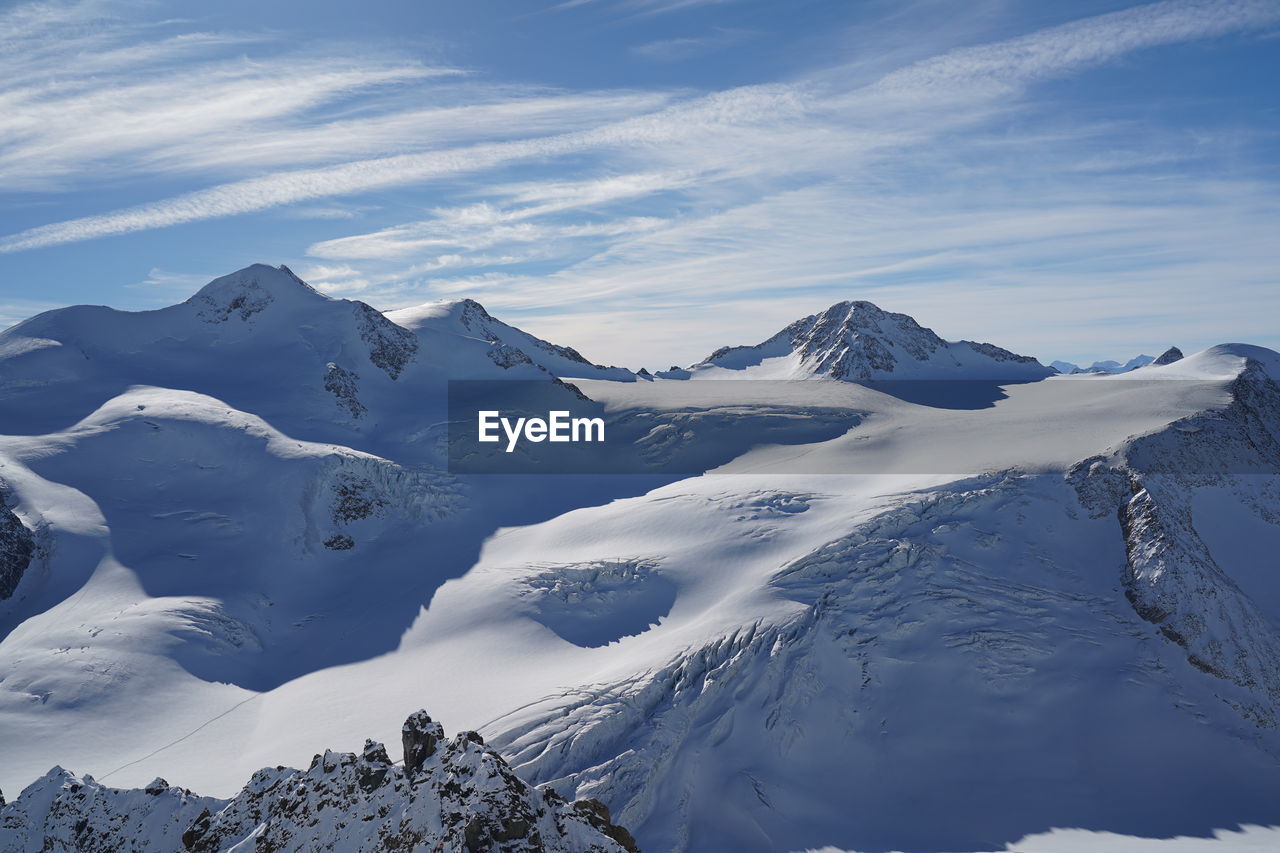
686,300 -> 1053,380
386,297 -> 634,381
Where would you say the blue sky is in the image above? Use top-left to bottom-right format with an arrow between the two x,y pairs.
0,0 -> 1277,368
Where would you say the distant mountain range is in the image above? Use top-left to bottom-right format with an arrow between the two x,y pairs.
1050,346 -> 1184,375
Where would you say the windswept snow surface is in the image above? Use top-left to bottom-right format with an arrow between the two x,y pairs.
801,825 -> 1280,853
3,267 -> 1280,853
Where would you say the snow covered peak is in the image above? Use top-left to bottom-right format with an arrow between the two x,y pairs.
185,263 -> 329,322
386,298 -> 635,381
1055,354 -> 1157,375
0,263 -> 597,437
688,299 -> 1053,381
1153,346 -> 1184,366
1135,342 -> 1280,381
385,296 -> 505,336
788,300 -> 941,367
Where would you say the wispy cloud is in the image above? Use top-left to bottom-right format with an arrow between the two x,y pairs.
0,0 -> 466,191
631,27 -> 753,61
860,0 -> 1280,100
307,170 -> 696,260
0,0 -> 669,198
0,83 -> 802,252
4,0 -> 1274,254
121,267 -> 215,301
310,216 -> 669,261
0,60 -> 445,190
546,0 -> 748,17
0,297 -> 64,332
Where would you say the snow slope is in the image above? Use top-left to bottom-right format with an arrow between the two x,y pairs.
2,267 -> 1280,853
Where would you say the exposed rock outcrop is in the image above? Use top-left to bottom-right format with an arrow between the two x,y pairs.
1070,354 -> 1280,724
0,710 -> 638,853
353,302 -> 418,380
0,489 -> 34,600
324,362 -> 366,419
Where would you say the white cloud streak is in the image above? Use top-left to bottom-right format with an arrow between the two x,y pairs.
631,27 -> 753,61
0,0 -> 671,196
0,84 -> 803,251
306,170 -> 698,259
4,0 -> 1276,254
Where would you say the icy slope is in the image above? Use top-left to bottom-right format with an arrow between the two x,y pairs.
683,300 -> 1054,380
0,710 -> 637,853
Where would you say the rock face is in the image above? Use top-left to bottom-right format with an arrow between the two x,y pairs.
352,301 -> 418,380
1101,354 -> 1280,724
323,361 -> 366,419
0,490 -> 34,600
1154,346 -> 1184,365
0,710 -> 639,853
402,709 -> 443,775
692,300 -> 1053,380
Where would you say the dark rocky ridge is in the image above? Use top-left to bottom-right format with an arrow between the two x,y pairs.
0,710 -> 638,852
1069,356 -> 1280,726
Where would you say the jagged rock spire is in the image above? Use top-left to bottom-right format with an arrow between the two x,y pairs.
402,708 -> 444,775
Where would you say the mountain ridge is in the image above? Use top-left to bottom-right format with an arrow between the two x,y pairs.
0,709 -> 639,853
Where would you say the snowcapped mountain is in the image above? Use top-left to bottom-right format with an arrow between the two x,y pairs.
3,266 -> 1280,853
386,297 -> 636,382
679,300 -> 1054,380
1051,351 -> 1182,374
0,263 -> 585,442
